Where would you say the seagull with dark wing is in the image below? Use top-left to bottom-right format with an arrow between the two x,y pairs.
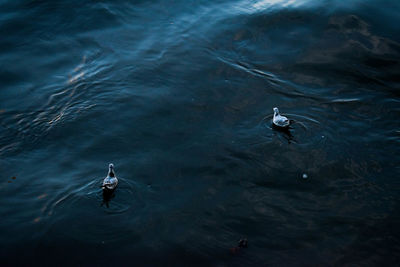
102,163 -> 118,191
272,107 -> 290,128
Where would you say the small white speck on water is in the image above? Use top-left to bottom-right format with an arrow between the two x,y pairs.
302,173 -> 308,179
322,135 -> 325,138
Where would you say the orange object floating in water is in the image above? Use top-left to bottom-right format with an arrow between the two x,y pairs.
229,247 -> 240,254
37,194 -> 47,199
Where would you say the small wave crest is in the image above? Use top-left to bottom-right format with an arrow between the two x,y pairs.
41,177 -> 146,217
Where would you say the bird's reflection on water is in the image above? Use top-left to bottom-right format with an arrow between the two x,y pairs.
101,189 -> 115,208
272,122 -> 295,144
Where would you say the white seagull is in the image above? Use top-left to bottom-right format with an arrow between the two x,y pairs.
272,107 -> 290,128
102,163 -> 118,190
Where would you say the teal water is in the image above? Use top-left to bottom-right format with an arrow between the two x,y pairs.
0,0 -> 399,266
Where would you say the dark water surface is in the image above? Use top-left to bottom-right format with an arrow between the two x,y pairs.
1,0 -> 399,266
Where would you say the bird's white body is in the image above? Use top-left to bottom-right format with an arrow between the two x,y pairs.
272,107 -> 290,128
102,163 -> 118,190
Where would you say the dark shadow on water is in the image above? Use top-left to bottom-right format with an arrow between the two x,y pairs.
272,121 -> 295,144
101,188 -> 115,208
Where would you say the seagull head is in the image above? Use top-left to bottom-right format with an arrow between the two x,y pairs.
273,107 -> 279,114
108,163 -> 115,177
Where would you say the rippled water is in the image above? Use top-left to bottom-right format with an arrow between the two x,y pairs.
1,0 -> 399,266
